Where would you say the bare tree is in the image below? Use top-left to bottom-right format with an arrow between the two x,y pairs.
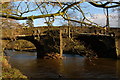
26,19 -> 34,27
0,1 -> 119,27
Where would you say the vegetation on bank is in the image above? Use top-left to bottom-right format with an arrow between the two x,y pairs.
1,56 -> 28,79
5,40 -> 36,51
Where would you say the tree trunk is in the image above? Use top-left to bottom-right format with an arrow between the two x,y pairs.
68,26 -> 71,38
60,29 -> 63,57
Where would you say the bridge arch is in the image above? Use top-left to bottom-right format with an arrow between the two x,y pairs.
76,34 -> 117,58
4,40 -> 35,50
3,36 -> 45,58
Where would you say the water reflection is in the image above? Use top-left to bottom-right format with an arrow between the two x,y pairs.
117,60 -> 120,78
5,50 -> 120,78
84,58 -> 117,78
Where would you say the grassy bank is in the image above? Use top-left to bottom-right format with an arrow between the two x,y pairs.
1,56 -> 28,79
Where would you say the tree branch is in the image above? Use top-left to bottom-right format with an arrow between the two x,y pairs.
0,1 -> 82,20
62,16 -> 101,27
0,12 -> 64,20
62,1 -> 83,12
89,2 -> 120,8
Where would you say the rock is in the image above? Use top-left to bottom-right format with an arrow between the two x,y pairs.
43,52 -> 63,59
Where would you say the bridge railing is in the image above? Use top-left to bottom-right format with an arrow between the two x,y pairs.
2,26 -> 110,39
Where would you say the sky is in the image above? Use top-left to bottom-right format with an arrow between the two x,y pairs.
15,1 -> 119,27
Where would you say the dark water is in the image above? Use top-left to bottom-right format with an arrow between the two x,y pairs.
5,50 -> 120,79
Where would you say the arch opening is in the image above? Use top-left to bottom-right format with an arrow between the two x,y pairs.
76,35 -> 117,58
4,40 -> 36,51
3,39 -> 37,56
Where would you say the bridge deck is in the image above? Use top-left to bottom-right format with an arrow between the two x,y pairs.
1,26 -> 120,39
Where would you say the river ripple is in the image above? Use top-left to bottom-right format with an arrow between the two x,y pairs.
5,50 -> 120,79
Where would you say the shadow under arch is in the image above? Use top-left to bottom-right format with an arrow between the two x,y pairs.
3,36 -> 45,58
76,34 -> 117,58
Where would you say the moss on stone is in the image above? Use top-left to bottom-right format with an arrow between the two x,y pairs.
1,56 -> 28,79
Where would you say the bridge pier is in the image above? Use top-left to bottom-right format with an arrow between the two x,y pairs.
36,48 -> 45,58
29,39 -> 46,58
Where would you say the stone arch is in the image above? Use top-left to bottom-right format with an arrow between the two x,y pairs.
76,34 -> 117,58
3,36 -> 45,58
25,38 -> 45,58
4,39 -> 35,50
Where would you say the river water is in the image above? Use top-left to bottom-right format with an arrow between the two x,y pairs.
5,50 -> 120,79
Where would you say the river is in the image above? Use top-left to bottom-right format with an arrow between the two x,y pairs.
5,50 -> 120,79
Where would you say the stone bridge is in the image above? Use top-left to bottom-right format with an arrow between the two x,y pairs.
1,26 -> 120,58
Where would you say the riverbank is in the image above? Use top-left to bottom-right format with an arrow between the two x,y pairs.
5,48 -> 36,52
2,56 -> 28,79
